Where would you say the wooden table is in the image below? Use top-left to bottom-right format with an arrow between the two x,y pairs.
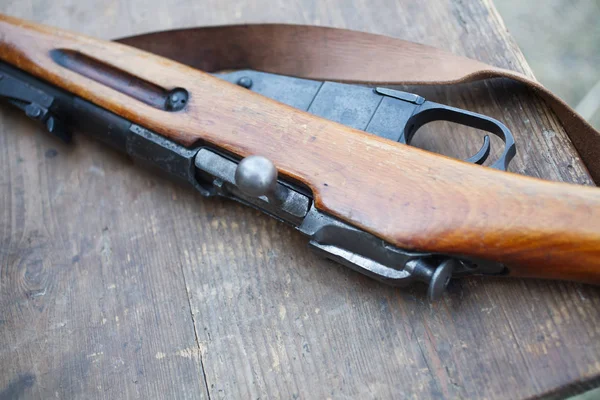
1,1 -> 599,399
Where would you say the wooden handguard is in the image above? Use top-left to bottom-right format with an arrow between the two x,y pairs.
1,14 -> 600,284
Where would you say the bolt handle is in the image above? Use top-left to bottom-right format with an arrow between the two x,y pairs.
235,156 -> 287,204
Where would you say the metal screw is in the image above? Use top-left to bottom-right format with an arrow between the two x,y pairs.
237,76 -> 253,89
427,259 -> 455,301
46,116 -> 55,132
25,104 -> 42,119
405,258 -> 455,301
165,88 -> 189,111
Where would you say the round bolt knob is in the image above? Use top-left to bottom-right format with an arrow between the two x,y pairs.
235,155 -> 278,198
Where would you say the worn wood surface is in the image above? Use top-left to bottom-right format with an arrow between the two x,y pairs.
1,0 -> 600,399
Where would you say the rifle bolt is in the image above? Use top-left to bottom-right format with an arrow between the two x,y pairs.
235,155 -> 287,205
235,155 -> 278,197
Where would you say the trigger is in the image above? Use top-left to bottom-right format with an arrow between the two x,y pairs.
465,135 -> 490,165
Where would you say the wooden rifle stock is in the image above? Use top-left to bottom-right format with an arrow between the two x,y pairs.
1,14 -> 600,285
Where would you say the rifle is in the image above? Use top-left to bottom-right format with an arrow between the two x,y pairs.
1,14 -> 599,300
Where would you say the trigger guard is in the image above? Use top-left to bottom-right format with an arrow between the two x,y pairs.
465,135 -> 490,165
403,100 -> 516,171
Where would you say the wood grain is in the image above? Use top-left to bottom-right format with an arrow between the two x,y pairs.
1,14 -> 600,283
1,1 -> 600,399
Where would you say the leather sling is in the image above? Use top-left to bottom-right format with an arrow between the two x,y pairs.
115,24 -> 600,183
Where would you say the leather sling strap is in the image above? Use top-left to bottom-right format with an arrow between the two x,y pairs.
116,24 -> 600,184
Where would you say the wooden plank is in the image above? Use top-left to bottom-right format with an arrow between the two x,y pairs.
0,103 -> 210,400
0,0 -> 599,399
0,1 -> 209,400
